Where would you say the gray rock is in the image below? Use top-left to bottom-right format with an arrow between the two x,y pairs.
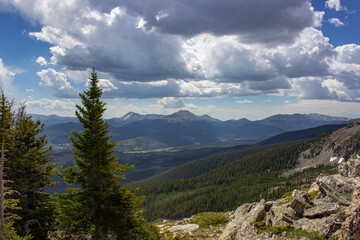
293,214 -> 342,233
220,199 -> 272,240
233,203 -> 256,218
339,181 -> 360,240
338,158 -> 360,178
266,204 -> 298,226
303,198 -> 340,218
289,190 -> 313,216
224,222 -> 259,240
308,182 -> 320,196
316,174 -> 360,206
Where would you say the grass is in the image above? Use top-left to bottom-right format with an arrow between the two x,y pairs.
191,212 -> 229,227
309,190 -> 319,200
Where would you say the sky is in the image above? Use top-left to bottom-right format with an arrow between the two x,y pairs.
0,0 -> 360,120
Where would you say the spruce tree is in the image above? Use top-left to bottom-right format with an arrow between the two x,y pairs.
59,70 -> 153,239
0,91 -> 14,231
6,105 -> 57,239
0,92 -> 32,240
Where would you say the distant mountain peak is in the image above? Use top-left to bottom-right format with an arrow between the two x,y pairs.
120,112 -> 140,121
169,110 -> 199,120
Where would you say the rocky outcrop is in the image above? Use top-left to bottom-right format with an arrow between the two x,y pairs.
338,158 -> 360,178
339,181 -> 360,239
220,157 -> 360,240
316,173 -> 359,206
303,197 -> 341,218
290,190 -> 313,216
220,199 -> 272,240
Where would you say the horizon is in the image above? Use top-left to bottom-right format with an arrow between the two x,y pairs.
28,109 -> 354,122
1,0 -> 360,121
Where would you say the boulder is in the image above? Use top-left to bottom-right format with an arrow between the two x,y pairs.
303,197 -> 340,218
339,182 -> 360,240
233,203 -> 256,218
221,221 -> 259,240
220,199 -> 272,240
316,174 -> 359,206
289,190 -> 313,216
308,182 -> 320,196
266,204 -> 298,226
338,158 -> 360,178
293,214 -> 343,233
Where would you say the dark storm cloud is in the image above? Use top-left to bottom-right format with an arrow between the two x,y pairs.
121,0 -> 315,43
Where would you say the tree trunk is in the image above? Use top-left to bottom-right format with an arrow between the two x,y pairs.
94,198 -> 105,240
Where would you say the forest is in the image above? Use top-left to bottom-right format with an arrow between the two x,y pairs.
136,138 -> 337,221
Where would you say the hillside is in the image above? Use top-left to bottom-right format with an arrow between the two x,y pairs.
136,121 -> 360,221
256,124 -> 346,146
156,158 -> 360,239
290,120 -> 360,174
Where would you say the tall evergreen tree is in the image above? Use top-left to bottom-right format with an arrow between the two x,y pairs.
0,91 -> 14,231
0,92 -> 32,240
6,105 -> 57,239
59,70 -> 154,239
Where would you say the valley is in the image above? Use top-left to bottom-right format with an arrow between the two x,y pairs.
43,111 -> 350,188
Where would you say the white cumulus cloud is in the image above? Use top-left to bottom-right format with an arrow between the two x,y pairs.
325,0 -> 343,11
0,58 -> 15,94
36,56 -> 47,65
328,18 -> 345,27
157,97 -> 185,108
37,68 -> 78,98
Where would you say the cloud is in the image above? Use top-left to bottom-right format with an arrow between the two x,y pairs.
236,100 -> 252,104
328,18 -> 344,27
123,0 -> 316,43
86,78 -> 118,91
37,68 -> 78,98
334,44 -> 360,64
157,97 -> 185,108
35,56 -> 47,65
26,98 -> 75,111
325,0 -> 343,11
2,0 -> 360,103
0,58 -> 15,94
25,89 -> 34,92
313,11 -> 325,28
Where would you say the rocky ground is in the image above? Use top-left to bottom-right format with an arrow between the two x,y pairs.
156,157 -> 360,239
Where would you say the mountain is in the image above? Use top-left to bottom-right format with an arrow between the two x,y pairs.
32,110 -> 354,151
107,112 -> 160,127
256,123 -> 346,146
42,122 -> 82,144
256,113 -> 350,131
30,114 -> 77,125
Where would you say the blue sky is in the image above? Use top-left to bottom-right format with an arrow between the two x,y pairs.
1,0 -> 360,120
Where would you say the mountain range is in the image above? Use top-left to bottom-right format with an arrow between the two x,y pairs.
32,110 -> 352,151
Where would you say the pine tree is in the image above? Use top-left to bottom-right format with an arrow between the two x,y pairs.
6,105 -> 57,239
59,70 -> 155,239
0,91 -> 14,231
0,92 -> 32,240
